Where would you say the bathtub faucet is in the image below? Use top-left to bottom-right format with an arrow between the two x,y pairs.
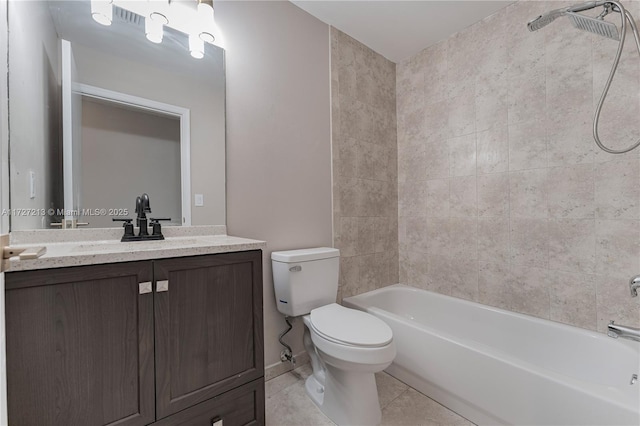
608,321 -> 640,342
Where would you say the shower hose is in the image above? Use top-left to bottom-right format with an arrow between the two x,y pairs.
594,0 -> 640,153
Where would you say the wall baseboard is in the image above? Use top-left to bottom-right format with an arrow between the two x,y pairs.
265,350 -> 310,382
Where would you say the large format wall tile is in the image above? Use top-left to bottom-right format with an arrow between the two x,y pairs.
477,173 -> 509,218
549,270 -> 597,331
396,0 -> 640,335
548,219 -> 596,274
594,158 -> 640,219
477,217 -> 510,263
450,176 -> 477,217
508,119 -> 547,171
332,28 -> 398,300
509,169 -> 548,218
547,164 -> 595,219
477,125 -> 509,174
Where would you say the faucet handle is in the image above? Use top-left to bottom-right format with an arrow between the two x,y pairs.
149,218 -> 171,238
149,218 -> 171,222
113,218 -> 134,239
111,217 -> 133,227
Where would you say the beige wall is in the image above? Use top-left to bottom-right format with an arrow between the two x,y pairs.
81,99 -> 181,228
331,28 -> 398,301
217,1 -> 332,368
71,42 -> 225,227
9,0 -> 61,229
397,0 -> 640,333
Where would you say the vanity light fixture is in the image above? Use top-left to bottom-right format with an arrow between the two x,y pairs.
189,33 -> 205,59
92,0 -> 221,58
91,0 -> 113,26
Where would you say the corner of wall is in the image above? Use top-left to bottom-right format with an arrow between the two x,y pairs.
330,28 -> 399,302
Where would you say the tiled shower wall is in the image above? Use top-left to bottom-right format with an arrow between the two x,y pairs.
397,0 -> 640,332
331,28 -> 399,301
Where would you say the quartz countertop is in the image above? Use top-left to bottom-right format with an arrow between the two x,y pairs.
4,226 -> 266,272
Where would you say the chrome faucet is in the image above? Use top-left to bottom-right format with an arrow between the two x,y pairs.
608,321 -> 640,342
630,275 -> 640,297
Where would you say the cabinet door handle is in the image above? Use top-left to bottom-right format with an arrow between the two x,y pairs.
156,280 -> 169,292
139,282 -> 152,294
211,417 -> 223,426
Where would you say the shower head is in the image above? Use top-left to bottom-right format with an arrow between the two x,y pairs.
567,11 -> 620,40
527,1 -> 614,34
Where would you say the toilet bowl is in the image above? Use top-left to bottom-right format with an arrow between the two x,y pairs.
302,304 -> 396,425
271,248 -> 396,425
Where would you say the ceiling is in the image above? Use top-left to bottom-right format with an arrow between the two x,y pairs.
291,0 -> 512,63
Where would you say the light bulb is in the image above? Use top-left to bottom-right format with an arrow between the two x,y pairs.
145,17 -> 164,43
197,0 -> 215,43
189,34 -> 204,59
148,0 -> 170,21
197,0 -> 214,20
149,11 -> 169,25
91,0 -> 113,26
199,30 -> 215,44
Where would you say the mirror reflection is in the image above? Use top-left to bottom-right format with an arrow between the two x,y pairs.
8,0 -> 226,230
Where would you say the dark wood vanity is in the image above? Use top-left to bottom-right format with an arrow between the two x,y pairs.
4,250 -> 264,426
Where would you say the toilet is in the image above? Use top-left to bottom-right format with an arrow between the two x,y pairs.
272,247 -> 396,426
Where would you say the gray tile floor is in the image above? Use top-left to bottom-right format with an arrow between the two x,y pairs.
265,364 -> 475,426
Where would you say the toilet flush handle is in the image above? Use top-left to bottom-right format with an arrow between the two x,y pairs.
289,265 -> 302,272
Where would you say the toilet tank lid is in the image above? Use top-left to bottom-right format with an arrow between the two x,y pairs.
271,247 -> 340,263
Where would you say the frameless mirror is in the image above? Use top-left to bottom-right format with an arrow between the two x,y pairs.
7,0 -> 226,230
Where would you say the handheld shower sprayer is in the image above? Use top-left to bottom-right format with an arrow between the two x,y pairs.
527,9 -> 566,32
527,1 -> 640,154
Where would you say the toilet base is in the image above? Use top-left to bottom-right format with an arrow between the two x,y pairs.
305,364 -> 383,426
305,374 -> 325,407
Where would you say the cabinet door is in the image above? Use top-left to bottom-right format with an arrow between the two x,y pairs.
154,250 -> 264,419
5,262 -> 155,426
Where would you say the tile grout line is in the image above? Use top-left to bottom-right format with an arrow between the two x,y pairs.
380,386 -> 412,412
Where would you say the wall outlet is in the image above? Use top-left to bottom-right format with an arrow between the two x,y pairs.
194,194 -> 204,207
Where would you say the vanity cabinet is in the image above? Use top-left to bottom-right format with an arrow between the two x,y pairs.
5,250 -> 264,426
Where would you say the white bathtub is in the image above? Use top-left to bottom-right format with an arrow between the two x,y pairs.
343,284 -> 640,426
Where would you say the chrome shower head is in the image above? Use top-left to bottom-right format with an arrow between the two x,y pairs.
527,1 -> 611,33
567,11 -> 620,40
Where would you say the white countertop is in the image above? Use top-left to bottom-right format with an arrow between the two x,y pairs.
4,226 -> 266,272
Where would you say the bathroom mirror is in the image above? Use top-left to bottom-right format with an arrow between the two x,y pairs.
7,0 -> 226,230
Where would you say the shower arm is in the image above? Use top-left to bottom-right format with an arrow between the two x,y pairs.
571,1 -> 608,12
593,0 -> 640,154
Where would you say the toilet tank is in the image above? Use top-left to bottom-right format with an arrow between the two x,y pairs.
271,247 -> 340,317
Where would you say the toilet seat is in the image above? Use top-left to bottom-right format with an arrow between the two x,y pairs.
309,303 -> 393,348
